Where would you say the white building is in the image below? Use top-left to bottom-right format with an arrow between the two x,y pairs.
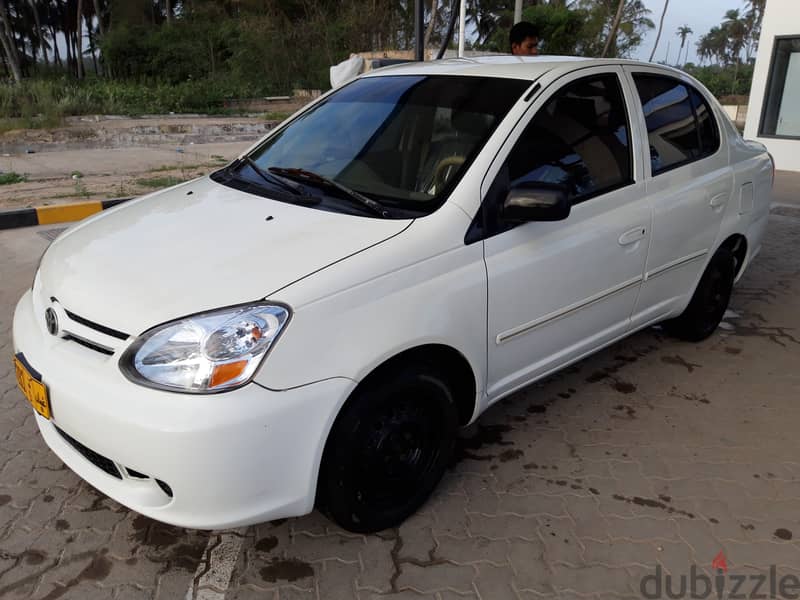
744,0 -> 800,171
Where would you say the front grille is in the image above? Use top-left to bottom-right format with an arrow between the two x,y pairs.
62,334 -> 114,356
63,308 -> 130,341
126,467 -> 148,479
55,426 -> 122,479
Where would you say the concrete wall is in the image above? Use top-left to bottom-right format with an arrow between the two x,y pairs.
721,105 -> 748,130
744,0 -> 800,171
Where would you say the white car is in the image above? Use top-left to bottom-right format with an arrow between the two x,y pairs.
13,57 -> 772,533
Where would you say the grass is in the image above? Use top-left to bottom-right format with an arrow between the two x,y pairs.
0,113 -> 62,133
262,111 -> 291,121
51,191 -> 97,200
0,172 -> 26,185
0,77 -> 281,121
147,162 -> 211,173
135,175 -> 188,189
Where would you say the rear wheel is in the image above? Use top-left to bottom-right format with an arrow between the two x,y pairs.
663,247 -> 736,342
317,363 -> 458,533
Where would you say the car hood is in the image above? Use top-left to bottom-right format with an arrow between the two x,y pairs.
39,177 -> 411,335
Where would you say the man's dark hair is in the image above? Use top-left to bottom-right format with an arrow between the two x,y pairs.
509,21 -> 540,50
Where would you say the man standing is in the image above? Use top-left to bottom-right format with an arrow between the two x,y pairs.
510,21 -> 541,56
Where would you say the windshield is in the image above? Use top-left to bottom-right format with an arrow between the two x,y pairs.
229,75 -> 529,214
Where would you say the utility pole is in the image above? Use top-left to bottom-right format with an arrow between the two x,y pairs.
458,0 -> 466,56
514,0 -> 522,24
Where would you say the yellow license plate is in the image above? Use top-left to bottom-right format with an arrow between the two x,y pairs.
14,355 -> 51,420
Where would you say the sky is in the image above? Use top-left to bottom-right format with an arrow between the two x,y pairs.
630,0 -> 749,65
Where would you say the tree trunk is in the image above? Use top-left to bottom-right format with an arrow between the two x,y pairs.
648,0 -> 670,62
76,0 -> 85,78
0,0 -> 22,82
92,0 -> 104,35
85,14 -> 99,75
65,28 -> 73,75
30,0 -> 49,67
166,0 -> 172,24
208,36 -> 215,77
49,24 -> 62,67
423,0 -> 437,49
601,0 -> 625,58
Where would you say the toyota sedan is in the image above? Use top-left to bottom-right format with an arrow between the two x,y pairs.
13,56 -> 772,533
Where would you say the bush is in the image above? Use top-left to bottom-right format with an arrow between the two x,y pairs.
0,76 -> 277,119
682,63 -> 755,98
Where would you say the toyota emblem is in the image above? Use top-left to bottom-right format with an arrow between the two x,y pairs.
44,308 -> 59,336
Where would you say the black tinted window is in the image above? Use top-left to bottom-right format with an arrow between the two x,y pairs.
504,74 -> 632,203
633,74 -> 718,174
690,87 -> 720,156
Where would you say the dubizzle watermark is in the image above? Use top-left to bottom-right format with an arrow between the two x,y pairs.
640,552 -> 800,599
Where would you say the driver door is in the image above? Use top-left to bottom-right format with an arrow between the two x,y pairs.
481,67 -> 651,400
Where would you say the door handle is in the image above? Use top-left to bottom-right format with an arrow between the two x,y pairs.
618,227 -> 647,246
710,193 -> 729,208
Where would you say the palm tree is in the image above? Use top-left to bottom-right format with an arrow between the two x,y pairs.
743,0 -> 765,62
648,0 -> 668,62
723,8 -> 748,93
696,25 -> 727,66
676,24 -> 692,65
601,0 -> 625,58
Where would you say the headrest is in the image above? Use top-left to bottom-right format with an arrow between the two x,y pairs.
451,111 -> 493,137
554,96 -> 597,129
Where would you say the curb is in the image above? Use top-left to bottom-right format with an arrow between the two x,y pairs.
0,198 -> 132,230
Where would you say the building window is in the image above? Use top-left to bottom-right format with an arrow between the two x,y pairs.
760,36 -> 800,138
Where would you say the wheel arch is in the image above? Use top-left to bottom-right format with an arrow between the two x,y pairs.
718,233 -> 748,279
349,344 -> 478,427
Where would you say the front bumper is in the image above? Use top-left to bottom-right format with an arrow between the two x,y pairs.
12,289 -> 356,529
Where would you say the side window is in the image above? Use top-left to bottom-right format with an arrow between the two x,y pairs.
503,73 -> 633,204
689,87 -> 720,156
632,74 -> 719,175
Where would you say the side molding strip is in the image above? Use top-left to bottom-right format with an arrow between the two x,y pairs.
496,276 -> 642,345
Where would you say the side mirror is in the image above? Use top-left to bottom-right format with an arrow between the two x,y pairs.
502,183 -> 570,223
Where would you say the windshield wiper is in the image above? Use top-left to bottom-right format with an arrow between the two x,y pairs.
231,156 -> 316,200
269,167 -> 391,217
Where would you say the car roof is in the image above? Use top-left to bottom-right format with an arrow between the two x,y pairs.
361,55 -> 680,81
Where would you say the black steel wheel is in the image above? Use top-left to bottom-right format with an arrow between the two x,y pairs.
317,363 -> 458,533
663,247 -> 736,342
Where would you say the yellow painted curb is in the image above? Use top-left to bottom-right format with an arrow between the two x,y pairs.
36,202 -> 104,225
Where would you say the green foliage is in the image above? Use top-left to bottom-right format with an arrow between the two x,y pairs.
0,172 -> 26,185
0,77 -> 276,118
135,175 -> 189,189
480,0 -> 653,58
682,63 -> 755,97
484,4 -> 589,54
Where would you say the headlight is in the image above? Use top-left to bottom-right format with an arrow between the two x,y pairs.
120,303 -> 290,393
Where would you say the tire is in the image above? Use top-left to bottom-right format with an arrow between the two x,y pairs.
663,247 -> 736,342
317,363 -> 458,533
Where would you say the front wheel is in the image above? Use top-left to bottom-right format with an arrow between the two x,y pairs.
663,247 -> 736,342
317,363 -> 458,533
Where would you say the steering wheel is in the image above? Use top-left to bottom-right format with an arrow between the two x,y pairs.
432,156 -> 465,192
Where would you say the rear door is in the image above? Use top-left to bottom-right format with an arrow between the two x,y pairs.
622,68 -> 731,327
480,67 -> 651,400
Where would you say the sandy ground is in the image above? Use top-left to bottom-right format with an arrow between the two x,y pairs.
0,142 -> 252,209
0,173 -> 798,599
0,113 -> 304,210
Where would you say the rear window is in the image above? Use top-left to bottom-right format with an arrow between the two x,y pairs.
633,74 -> 720,175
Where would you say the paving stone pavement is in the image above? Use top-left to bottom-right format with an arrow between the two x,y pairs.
1,175 -> 799,599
